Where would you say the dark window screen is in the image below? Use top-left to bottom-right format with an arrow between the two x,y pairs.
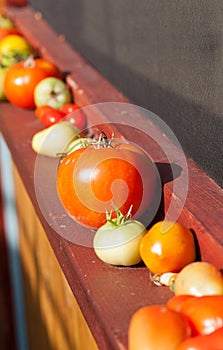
30,0 -> 223,187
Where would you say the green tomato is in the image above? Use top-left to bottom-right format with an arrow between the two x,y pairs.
34,77 -> 72,110
93,208 -> 147,266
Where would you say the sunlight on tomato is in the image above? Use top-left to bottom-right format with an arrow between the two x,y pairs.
128,305 -> 191,350
140,221 -> 197,274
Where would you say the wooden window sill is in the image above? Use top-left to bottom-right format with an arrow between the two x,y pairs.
0,5 -> 223,350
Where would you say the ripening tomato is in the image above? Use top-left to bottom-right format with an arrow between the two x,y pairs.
173,261 -> 223,296
139,221 -> 197,275
177,327 -> 223,350
57,140 -> 159,229
180,295 -> 223,336
128,305 -> 191,350
4,57 -> 62,109
61,103 -> 87,130
0,34 -> 33,67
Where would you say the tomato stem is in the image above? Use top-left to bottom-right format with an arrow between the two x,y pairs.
150,272 -> 177,288
106,204 -> 133,226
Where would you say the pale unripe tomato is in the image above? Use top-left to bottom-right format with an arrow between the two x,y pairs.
93,211 -> 147,266
173,261 -> 223,296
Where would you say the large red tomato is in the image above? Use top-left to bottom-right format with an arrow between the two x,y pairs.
177,327 -> 223,350
57,141 -> 159,229
4,57 -> 62,109
128,305 -> 191,350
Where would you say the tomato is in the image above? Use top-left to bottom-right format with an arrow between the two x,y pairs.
60,103 -> 80,114
177,327 -> 223,350
93,207 -> 147,266
32,121 -> 80,158
128,305 -> 191,350
40,109 -> 65,127
4,57 -> 62,109
180,295 -> 223,335
173,261 -> 223,296
60,103 -> 87,130
0,34 -> 33,67
139,221 -> 196,275
35,105 -> 55,120
57,139 -> 159,229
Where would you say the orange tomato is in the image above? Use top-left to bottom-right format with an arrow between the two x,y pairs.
180,295 -> 223,335
177,327 -> 223,350
140,221 -> 197,274
128,305 -> 191,350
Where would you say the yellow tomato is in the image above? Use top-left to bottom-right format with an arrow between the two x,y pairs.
0,34 -> 34,67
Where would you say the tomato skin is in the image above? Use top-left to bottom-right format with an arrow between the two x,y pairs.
180,295 -> 223,336
57,144 -> 158,229
177,327 -> 223,350
166,295 -> 196,312
140,221 -> 196,275
128,305 -> 191,350
4,58 -> 61,109
61,103 -> 87,130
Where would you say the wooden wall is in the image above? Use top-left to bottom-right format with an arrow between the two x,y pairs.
13,165 -> 98,350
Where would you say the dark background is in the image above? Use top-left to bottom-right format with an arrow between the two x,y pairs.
29,0 -> 223,187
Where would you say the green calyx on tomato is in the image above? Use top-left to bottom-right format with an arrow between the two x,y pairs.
93,205 -> 147,266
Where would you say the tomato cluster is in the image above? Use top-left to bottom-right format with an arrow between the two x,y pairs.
0,14 -> 87,131
129,295 -> 223,350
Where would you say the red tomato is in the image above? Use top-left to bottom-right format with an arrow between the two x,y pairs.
180,295 -> 223,336
57,142 -> 158,228
128,305 -> 191,350
61,103 -> 87,130
177,327 -> 223,350
4,57 -> 62,109
35,105 -> 55,121
40,109 -> 66,127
